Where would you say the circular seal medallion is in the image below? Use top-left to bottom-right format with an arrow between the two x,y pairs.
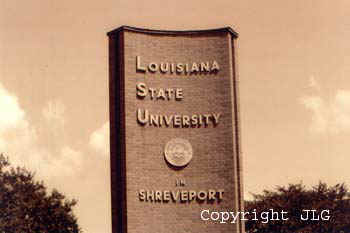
164,138 -> 193,167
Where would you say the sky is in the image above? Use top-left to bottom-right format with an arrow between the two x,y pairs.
1,0 -> 350,232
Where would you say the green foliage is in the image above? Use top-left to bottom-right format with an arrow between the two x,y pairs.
245,182 -> 350,233
0,154 -> 81,233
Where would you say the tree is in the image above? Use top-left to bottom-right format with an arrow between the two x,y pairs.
245,182 -> 350,233
0,154 -> 81,233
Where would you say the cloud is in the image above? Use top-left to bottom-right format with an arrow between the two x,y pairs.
0,82 -> 110,233
301,95 -> 328,133
301,77 -> 350,133
50,146 -> 84,177
42,99 -> 66,129
89,121 -> 109,157
0,83 -> 26,132
0,82 -> 39,161
0,84 -> 45,177
332,90 -> 350,130
0,82 -> 83,180
308,75 -> 321,91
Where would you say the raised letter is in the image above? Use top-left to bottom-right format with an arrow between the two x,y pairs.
171,190 -> 180,201
149,88 -> 156,99
155,191 -> 162,201
213,113 -> 221,125
163,115 -> 174,127
160,63 -> 169,73
181,191 -> 188,201
146,190 -> 154,202
165,88 -> 174,100
191,115 -> 198,126
189,190 -> 196,201
200,62 -> 210,72
150,114 -> 159,126
203,114 -> 211,126
176,63 -> 184,73
137,109 -> 149,125
197,190 -> 207,201
173,115 -> 181,127
136,56 -> 146,72
175,88 -> 183,100
217,189 -> 224,200
139,189 -> 146,201
191,62 -> 199,73
163,191 -> 170,202
136,83 -> 147,97
148,63 -> 158,73
211,60 -> 220,71
208,189 -> 216,200
182,115 -> 190,127
157,88 -> 166,100
170,63 -> 175,73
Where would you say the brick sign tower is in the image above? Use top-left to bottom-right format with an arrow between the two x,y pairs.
108,26 -> 244,233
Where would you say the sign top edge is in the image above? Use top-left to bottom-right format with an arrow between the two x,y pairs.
106,25 -> 238,38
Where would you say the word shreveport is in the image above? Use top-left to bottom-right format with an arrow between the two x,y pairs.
139,189 -> 224,202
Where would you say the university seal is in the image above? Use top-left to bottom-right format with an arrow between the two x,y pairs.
164,138 -> 193,167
